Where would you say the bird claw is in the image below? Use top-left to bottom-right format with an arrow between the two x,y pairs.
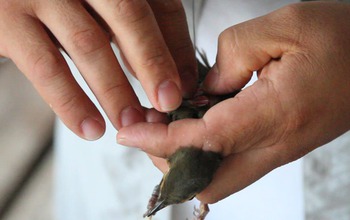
143,184 -> 160,218
193,203 -> 209,220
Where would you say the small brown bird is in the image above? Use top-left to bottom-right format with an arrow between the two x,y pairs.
144,52 -> 240,219
144,147 -> 222,218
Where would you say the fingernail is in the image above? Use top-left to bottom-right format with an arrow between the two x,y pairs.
157,80 -> 182,112
120,106 -> 144,127
117,132 -> 132,146
117,135 -> 127,145
203,64 -> 219,92
81,118 -> 104,141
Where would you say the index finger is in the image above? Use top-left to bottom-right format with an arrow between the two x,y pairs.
87,0 -> 183,112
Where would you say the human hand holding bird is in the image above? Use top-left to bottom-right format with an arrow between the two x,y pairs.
142,54 -> 239,219
118,1 -> 350,219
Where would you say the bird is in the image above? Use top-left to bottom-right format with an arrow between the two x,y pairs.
143,52 -> 240,220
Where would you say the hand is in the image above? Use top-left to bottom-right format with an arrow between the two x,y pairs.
117,2 -> 350,204
0,0 -> 196,140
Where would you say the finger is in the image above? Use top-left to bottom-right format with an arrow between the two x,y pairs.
197,146 -> 285,204
203,11 -> 293,94
144,108 -> 169,124
148,0 -> 197,97
118,80 -> 285,157
117,119 -> 209,158
34,0 -> 144,129
3,14 -> 105,140
86,0 -> 182,112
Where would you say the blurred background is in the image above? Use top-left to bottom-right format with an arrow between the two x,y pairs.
0,59 -> 54,220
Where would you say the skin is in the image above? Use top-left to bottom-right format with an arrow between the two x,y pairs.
0,0 -> 196,140
118,2 -> 350,204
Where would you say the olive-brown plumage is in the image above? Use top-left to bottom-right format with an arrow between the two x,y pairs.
144,53 -> 239,219
145,147 -> 222,216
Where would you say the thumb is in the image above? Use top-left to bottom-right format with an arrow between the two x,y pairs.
116,80 -> 282,159
117,118 -> 210,158
203,9 -> 293,94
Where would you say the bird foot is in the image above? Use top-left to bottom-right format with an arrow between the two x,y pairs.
193,203 -> 209,220
143,184 -> 160,218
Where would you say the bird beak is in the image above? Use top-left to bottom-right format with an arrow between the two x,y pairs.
146,200 -> 167,217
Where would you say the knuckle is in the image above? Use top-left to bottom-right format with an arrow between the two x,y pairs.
218,29 -> 241,73
70,28 -> 108,56
31,49 -> 64,84
171,42 -> 195,68
141,48 -> 169,68
55,93 -> 80,115
100,82 -> 130,102
30,49 -> 83,115
218,27 -> 239,56
172,42 -> 193,58
113,0 -> 150,22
